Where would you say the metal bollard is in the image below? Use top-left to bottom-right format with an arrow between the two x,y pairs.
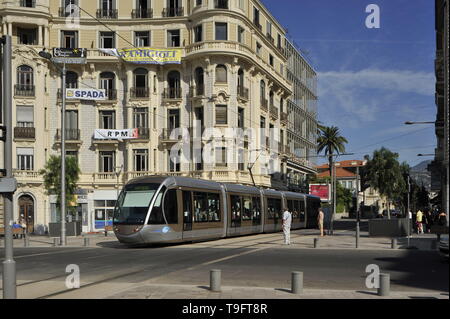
356,223 -> 360,248
84,237 -> 90,247
291,271 -> 303,294
210,269 -> 221,292
391,238 -> 398,249
314,238 -> 319,248
378,273 -> 390,296
53,237 -> 59,246
24,235 -> 29,247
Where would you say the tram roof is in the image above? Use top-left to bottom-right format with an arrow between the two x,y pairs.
283,191 -> 307,199
222,183 -> 262,195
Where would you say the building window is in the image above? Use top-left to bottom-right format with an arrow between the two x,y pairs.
215,64 -> 227,83
215,105 -> 227,125
16,106 -> 34,127
215,23 -> 228,41
194,24 -> 203,43
168,150 -> 181,172
21,0 -> 35,7
133,108 -> 148,128
196,0 -> 202,6
215,147 -> 227,167
253,7 -> 260,28
133,149 -> 148,172
97,0 -> 117,18
99,110 -> 115,129
16,65 -> 34,96
17,28 -> 37,45
61,31 -> 78,48
100,31 -> 115,48
215,0 -> 228,9
66,71 -> 78,88
99,151 -> 115,172
266,22 -> 272,37
238,107 -> 244,129
167,29 -> 180,47
166,70 -> 181,98
237,26 -> 245,44
65,110 -> 79,139
100,71 -> 116,99
133,68 -> 149,97
269,54 -> 274,67
195,67 -> 204,95
17,148 -> 34,171
134,31 -> 150,47
260,80 -> 265,100
256,42 -> 262,55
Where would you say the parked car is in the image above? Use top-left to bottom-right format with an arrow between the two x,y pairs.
438,234 -> 449,260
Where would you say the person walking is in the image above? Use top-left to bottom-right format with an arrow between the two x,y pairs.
317,207 -> 325,237
282,208 -> 292,245
416,209 -> 424,234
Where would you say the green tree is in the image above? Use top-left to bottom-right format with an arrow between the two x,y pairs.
336,182 -> 353,213
317,125 -> 348,176
364,147 -> 406,218
39,155 -> 81,217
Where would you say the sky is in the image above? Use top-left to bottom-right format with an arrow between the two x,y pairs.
263,0 -> 437,168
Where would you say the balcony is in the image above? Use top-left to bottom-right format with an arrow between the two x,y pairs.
130,87 -> 150,99
266,33 -> 274,44
162,87 -> 182,100
214,0 -> 229,9
131,8 -> 153,18
260,99 -> 268,112
270,105 -> 278,119
96,9 -> 118,19
56,128 -> 81,141
14,84 -> 35,97
254,21 -> 262,31
126,171 -> 152,180
162,7 -> 184,17
58,6 -> 76,17
160,128 -> 182,143
103,89 -> 117,101
13,170 -> 41,183
134,127 -> 150,140
190,84 -> 204,97
237,86 -> 249,100
14,127 -> 35,139
280,112 -> 288,125
93,172 -> 118,185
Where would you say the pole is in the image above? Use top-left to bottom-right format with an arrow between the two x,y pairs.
331,159 -> 336,235
2,35 -> 17,299
407,176 -> 411,246
356,166 -> 360,248
60,63 -> 66,246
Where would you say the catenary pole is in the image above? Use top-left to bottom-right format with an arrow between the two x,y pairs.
1,35 -> 17,299
60,63 -> 66,246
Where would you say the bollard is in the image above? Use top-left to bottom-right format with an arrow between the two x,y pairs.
291,271 -> 303,294
53,237 -> 59,246
210,269 -> 221,292
378,273 -> 390,296
24,235 -> 29,247
84,237 -> 90,247
314,238 -> 319,248
391,238 -> 398,249
356,224 -> 360,248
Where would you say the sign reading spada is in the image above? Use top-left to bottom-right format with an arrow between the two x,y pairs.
66,88 -> 107,100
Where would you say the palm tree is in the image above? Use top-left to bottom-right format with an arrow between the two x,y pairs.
317,125 -> 348,175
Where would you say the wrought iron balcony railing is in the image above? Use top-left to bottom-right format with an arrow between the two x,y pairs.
14,84 -> 35,97
56,128 -> 80,141
14,127 -> 35,139
96,9 -> 118,19
162,7 -> 184,17
162,87 -> 182,99
131,8 -> 153,18
130,87 -> 150,98
237,86 -> 249,100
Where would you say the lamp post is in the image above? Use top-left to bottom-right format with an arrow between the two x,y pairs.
39,50 -> 67,246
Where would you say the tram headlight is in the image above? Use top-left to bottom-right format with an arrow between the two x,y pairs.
162,226 -> 170,233
133,226 -> 143,233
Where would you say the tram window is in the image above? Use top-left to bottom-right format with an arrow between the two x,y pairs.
182,191 -> 192,223
267,198 -> 281,220
163,189 -> 178,224
299,200 -> 305,222
242,197 -> 252,221
292,200 -> 300,219
287,200 -> 294,212
148,186 -> 166,224
252,197 -> 261,224
207,193 -> 221,222
193,192 -> 208,222
230,195 -> 241,223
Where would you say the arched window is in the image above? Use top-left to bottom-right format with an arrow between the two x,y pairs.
133,68 -> 149,97
269,91 -> 274,107
16,65 -> 34,96
100,72 -> 116,100
66,71 -> 78,88
280,98 -> 284,113
215,64 -> 227,83
237,68 -> 244,88
167,70 -> 181,98
260,80 -> 265,101
195,67 -> 204,95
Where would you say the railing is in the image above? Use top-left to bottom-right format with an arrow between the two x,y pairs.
162,7 -> 184,17
58,6 -> 74,17
214,0 -> 229,9
266,33 -> 274,44
20,0 -> 35,7
160,128 -> 181,141
135,127 -> 150,139
94,172 -> 116,180
56,128 -> 80,141
13,170 -> 41,182
104,89 -> 117,100
280,112 -> 288,125
162,87 -> 182,99
14,84 -> 35,97
190,84 -> 204,97
260,99 -> 268,112
254,21 -> 262,31
237,86 -> 249,100
130,87 -> 150,99
96,9 -> 118,19
270,105 -> 278,119
14,127 -> 35,139
126,171 -> 152,180
131,8 -> 153,18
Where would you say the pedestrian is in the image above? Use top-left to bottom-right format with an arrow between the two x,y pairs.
438,211 -> 447,226
20,217 -> 27,238
12,220 -> 22,239
416,209 -> 424,234
317,207 -> 325,237
425,210 -> 433,233
282,208 -> 292,245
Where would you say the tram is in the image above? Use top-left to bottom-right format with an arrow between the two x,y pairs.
113,176 -> 321,245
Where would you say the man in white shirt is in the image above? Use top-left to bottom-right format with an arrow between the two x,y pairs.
282,208 -> 292,245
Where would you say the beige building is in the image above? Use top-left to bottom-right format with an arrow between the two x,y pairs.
0,0 -> 318,233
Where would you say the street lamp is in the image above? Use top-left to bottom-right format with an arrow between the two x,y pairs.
39,49 -> 67,246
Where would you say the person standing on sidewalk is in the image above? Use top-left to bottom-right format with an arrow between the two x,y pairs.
317,207 -> 325,237
416,209 -> 424,234
282,208 -> 292,245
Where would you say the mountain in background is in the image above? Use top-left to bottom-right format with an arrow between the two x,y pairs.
410,160 -> 432,191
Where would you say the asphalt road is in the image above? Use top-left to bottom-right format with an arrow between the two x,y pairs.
0,232 -> 448,298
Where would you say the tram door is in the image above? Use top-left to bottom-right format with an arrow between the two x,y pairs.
182,191 -> 193,237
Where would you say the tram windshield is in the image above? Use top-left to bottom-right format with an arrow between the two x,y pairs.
113,183 -> 160,225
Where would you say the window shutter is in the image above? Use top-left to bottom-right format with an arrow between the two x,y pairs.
216,105 -> 227,124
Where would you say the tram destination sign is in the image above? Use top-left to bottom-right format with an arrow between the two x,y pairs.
52,48 -> 87,64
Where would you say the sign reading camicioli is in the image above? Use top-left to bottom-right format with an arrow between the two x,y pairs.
94,129 -> 139,140
99,47 -> 182,64
66,88 -> 107,100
